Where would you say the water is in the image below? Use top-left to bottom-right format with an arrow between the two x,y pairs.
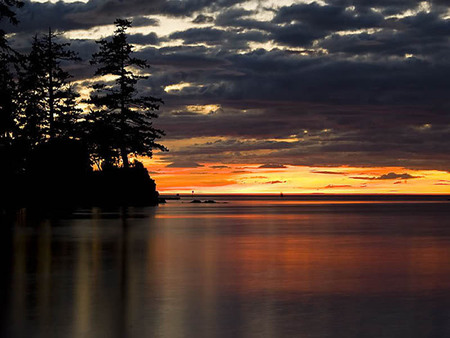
1,196 -> 450,338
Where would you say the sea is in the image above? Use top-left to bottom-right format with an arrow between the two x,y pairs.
1,194 -> 450,338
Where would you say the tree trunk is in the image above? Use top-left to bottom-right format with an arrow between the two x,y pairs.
121,147 -> 129,168
48,27 -> 54,139
119,45 -> 129,169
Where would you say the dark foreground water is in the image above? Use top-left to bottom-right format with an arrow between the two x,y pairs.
1,196 -> 450,338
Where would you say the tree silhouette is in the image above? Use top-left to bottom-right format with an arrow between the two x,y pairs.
0,51 -> 17,142
0,0 -> 24,50
0,0 -> 23,143
1,13 -> 165,208
83,109 -> 120,170
16,29 -> 81,142
16,35 -> 47,146
87,19 -> 166,169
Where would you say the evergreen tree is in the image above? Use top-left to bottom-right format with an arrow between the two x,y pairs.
17,29 -> 81,143
0,0 -> 23,143
16,35 -> 46,146
0,0 -> 24,50
87,19 -> 166,169
83,109 -> 120,170
0,52 -> 16,142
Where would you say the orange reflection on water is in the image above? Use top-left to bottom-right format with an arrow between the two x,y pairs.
5,204 -> 450,338
232,235 -> 450,295
155,213 -> 311,220
147,234 -> 450,297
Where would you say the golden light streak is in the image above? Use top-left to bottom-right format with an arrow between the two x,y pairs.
185,104 -> 221,114
164,82 -> 195,93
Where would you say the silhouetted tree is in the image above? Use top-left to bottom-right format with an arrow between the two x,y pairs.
83,109 -> 120,170
87,19 -> 166,169
0,0 -> 23,143
0,52 -> 17,142
17,28 -> 81,142
15,35 -> 46,146
0,0 -> 24,49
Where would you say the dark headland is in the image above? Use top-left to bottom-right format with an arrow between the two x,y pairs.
0,139 -> 160,214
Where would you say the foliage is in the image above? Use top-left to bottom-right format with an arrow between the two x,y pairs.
86,19 -> 167,168
0,0 -> 23,142
0,0 -> 24,50
0,51 -> 17,141
16,30 -> 81,145
1,13 -> 166,175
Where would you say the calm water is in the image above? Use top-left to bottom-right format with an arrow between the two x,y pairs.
1,196 -> 450,338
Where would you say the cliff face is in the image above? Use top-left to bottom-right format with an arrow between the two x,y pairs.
1,140 -> 159,210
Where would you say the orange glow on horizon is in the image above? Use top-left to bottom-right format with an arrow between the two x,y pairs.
140,156 -> 450,194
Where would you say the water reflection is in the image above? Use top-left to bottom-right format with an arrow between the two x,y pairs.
2,201 -> 450,338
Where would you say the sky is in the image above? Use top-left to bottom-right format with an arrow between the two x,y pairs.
6,0 -> 450,193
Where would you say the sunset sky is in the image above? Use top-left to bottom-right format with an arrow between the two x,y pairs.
6,0 -> 450,193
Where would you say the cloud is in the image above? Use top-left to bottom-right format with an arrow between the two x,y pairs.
350,172 -> 422,180
258,164 -> 287,169
270,2 -> 384,47
310,170 -> 347,175
434,180 -> 450,185
129,32 -> 160,45
273,3 -> 384,31
322,184 -> 352,189
169,27 -> 270,50
192,14 -> 214,24
377,172 -> 422,180
4,0 -> 246,34
4,0 -> 450,173
166,161 -> 204,168
264,180 -> 287,184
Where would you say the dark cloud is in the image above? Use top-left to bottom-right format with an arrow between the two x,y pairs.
259,164 -> 287,169
129,32 -> 160,45
273,2 -> 384,31
5,0 -> 450,172
215,8 -> 274,31
377,172 -> 422,180
131,16 -> 160,27
319,12 -> 450,60
4,0 -> 246,33
350,172 -> 422,180
166,161 -> 204,168
310,170 -> 347,175
322,184 -> 352,189
169,27 -> 270,49
327,0 -> 424,15
192,14 -> 214,24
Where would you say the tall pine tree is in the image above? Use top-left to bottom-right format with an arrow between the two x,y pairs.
87,19 -> 166,169
0,52 -> 16,141
17,29 -> 81,143
0,0 -> 24,50
0,0 -> 23,143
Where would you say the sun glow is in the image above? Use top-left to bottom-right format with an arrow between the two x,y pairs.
142,157 -> 450,194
